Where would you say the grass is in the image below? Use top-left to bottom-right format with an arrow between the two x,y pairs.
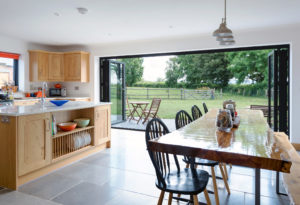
112,87 -> 268,119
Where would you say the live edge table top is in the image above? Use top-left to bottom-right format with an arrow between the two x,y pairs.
148,108 -> 292,173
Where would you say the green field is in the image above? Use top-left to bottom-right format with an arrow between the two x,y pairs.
112,87 -> 268,119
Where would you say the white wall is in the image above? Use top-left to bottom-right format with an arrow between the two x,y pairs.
87,23 -> 300,143
0,34 -> 55,91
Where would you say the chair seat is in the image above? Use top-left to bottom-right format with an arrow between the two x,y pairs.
183,158 -> 219,167
155,168 -> 209,195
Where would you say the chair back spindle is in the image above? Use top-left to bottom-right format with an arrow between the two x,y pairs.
175,110 -> 193,129
191,105 -> 203,121
145,118 -> 180,188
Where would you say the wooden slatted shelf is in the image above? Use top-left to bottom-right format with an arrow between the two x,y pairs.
53,126 -> 94,138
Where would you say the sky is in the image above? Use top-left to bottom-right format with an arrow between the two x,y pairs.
142,56 -> 173,82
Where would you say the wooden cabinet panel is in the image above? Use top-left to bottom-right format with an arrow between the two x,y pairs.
29,50 -> 89,82
18,113 -> 51,176
37,52 -> 49,81
94,105 -> 111,146
64,52 -> 89,82
49,53 -> 64,81
64,53 -> 81,81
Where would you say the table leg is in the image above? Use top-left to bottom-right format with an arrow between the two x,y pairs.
137,104 -> 148,124
255,168 -> 260,205
129,105 -> 138,122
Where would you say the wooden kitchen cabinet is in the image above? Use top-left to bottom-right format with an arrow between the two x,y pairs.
18,113 -> 51,176
64,52 -> 90,82
94,104 -> 111,146
29,50 -> 49,81
29,50 -> 89,82
48,53 -> 64,81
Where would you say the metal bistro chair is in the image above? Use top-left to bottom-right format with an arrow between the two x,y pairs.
191,105 -> 203,121
203,102 -> 208,113
145,118 -> 211,205
141,98 -> 161,124
175,110 -> 230,205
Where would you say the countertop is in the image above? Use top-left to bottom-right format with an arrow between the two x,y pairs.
13,97 -> 90,102
0,101 -> 111,116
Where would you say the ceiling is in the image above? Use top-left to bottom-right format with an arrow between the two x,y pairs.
0,0 -> 300,45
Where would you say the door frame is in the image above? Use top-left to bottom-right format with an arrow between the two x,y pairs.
100,59 -> 126,124
100,44 -> 290,133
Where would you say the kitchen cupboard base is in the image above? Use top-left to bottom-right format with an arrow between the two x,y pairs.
18,143 -> 108,188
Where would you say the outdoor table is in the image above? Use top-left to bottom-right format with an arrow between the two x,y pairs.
129,101 -> 149,124
147,108 -> 292,205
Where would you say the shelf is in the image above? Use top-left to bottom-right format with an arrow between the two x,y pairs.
53,126 -> 94,138
52,145 -> 93,162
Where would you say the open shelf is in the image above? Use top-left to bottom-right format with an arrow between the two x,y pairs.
53,126 -> 94,138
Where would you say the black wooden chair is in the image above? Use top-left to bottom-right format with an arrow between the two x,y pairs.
203,102 -> 208,113
175,110 -> 230,205
145,118 -> 211,205
191,105 -> 203,121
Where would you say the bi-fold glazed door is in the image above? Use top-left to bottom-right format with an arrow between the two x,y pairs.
100,59 -> 126,125
268,48 -> 289,135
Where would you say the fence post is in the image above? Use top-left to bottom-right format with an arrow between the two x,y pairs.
168,88 -> 170,99
181,88 -> 183,100
184,89 -> 186,100
147,88 -> 149,99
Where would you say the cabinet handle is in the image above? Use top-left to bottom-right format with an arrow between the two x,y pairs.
45,119 -> 50,132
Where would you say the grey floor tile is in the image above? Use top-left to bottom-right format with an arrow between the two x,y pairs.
104,190 -> 158,205
107,169 -> 160,197
19,173 -> 81,200
52,182 -> 121,205
245,193 -> 290,205
0,189 -> 61,205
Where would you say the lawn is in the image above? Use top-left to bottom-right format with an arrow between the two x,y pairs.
112,87 -> 268,119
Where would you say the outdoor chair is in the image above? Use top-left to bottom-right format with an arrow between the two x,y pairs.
203,102 -> 208,113
126,97 -> 134,120
145,118 -> 211,205
191,105 -> 203,121
175,110 -> 230,205
141,98 -> 161,124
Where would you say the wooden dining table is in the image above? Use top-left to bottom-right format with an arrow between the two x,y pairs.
147,108 -> 292,205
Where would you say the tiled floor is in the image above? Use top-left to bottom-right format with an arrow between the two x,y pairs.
111,117 -> 176,131
0,129 -> 290,205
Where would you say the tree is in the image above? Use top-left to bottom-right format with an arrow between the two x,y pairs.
165,53 -> 231,88
227,50 -> 271,84
117,58 -> 144,86
165,57 -> 184,87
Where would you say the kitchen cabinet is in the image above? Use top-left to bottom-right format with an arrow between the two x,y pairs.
64,52 -> 90,82
29,50 -> 89,82
48,53 -> 64,81
94,104 -> 111,146
29,51 -> 49,81
18,113 -> 51,176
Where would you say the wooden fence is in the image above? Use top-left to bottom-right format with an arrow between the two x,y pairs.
126,87 -> 223,100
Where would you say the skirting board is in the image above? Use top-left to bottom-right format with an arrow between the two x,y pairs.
292,143 -> 300,151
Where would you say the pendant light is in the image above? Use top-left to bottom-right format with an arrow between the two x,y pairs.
212,0 -> 235,45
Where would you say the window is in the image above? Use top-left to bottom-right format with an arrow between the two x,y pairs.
0,52 -> 19,88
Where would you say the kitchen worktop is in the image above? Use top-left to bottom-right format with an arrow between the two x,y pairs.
0,101 -> 111,116
13,96 -> 90,102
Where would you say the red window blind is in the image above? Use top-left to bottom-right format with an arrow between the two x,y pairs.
0,51 -> 20,60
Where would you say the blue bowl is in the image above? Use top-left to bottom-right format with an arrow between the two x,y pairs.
50,100 -> 69,106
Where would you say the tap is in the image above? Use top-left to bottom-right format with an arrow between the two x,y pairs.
40,82 -> 48,106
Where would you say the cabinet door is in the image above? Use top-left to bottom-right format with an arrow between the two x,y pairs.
37,52 -> 49,81
49,53 -> 64,81
18,113 -> 51,176
64,53 -> 81,81
94,105 -> 111,146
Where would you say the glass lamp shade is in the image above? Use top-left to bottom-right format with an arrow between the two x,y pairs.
216,35 -> 234,41
219,40 -> 235,46
212,22 -> 233,37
